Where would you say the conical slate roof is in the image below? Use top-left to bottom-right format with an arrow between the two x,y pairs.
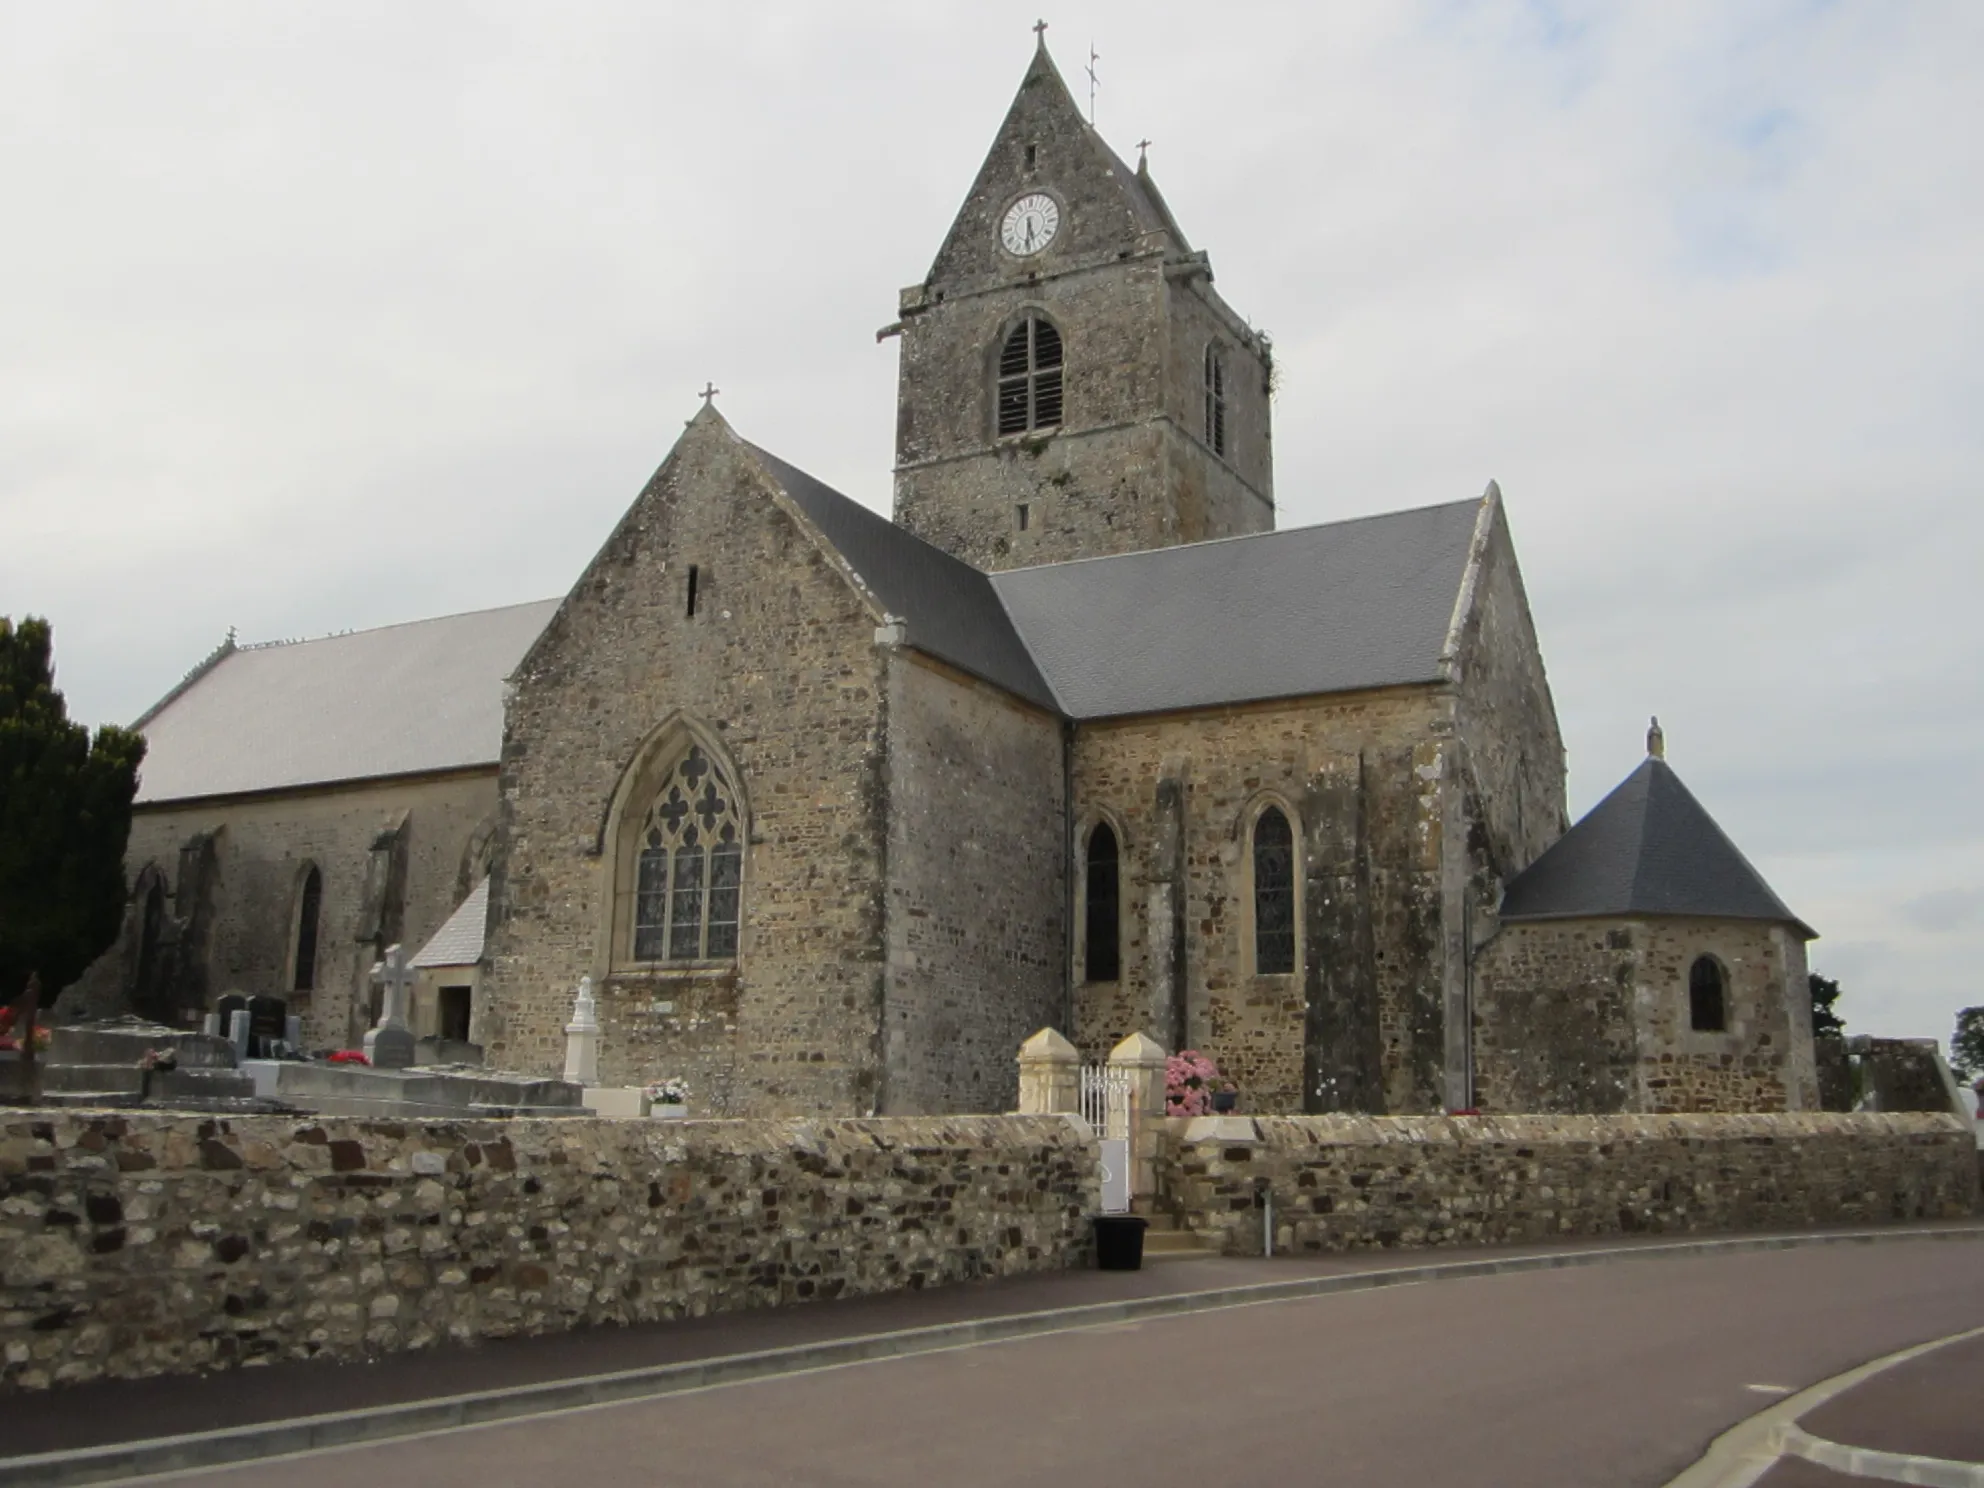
1499,756 -> 1814,938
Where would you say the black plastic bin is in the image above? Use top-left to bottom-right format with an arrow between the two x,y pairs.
1093,1214 -> 1147,1271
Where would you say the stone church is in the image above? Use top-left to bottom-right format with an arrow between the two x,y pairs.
66,40 -> 1820,1117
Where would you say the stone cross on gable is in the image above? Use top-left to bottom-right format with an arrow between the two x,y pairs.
363,943 -> 418,1069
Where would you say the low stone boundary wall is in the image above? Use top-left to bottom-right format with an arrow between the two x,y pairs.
1161,1112 -> 1977,1256
0,1112 -> 1096,1391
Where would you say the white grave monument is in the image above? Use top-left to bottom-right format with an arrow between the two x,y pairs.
564,975 -> 601,1087
363,944 -> 418,1070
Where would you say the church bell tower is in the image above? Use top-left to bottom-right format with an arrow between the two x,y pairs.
889,37 -> 1275,571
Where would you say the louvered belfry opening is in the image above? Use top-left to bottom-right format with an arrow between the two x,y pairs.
997,316 -> 1064,436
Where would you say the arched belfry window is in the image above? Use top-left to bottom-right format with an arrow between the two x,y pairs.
1252,806 -> 1296,975
997,316 -> 1064,435
1204,343 -> 1227,457
1084,821 -> 1120,983
632,744 -> 743,963
1689,955 -> 1727,1032
293,866 -> 322,992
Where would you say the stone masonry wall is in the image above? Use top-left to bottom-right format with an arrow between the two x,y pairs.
62,772 -> 497,1049
1473,917 -> 1818,1114
1161,1112 -> 1976,1256
0,1112 -> 1096,1392
482,413 -> 892,1116
882,654 -> 1067,1114
1070,688 -> 1452,1115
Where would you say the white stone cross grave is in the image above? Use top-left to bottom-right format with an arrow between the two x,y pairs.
363,944 -> 418,1070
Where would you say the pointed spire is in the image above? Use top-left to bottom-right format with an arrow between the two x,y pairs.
1647,715 -> 1665,759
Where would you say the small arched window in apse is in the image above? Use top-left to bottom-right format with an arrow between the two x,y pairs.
1084,821 -> 1121,983
633,745 -> 743,963
135,879 -> 165,1004
997,316 -> 1064,435
293,867 -> 322,992
1689,955 -> 1727,1032
1204,343 -> 1227,456
1253,807 -> 1296,975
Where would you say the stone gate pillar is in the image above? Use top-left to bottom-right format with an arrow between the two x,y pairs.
1017,1027 -> 1080,1115
1108,1032 -> 1169,1203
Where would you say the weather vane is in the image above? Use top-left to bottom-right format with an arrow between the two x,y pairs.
1086,43 -> 1100,126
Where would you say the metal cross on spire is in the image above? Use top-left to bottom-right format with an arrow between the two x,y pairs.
1086,43 -> 1100,126
1033,17 -> 1047,42
1136,138 -> 1152,169
699,381 -> 720,405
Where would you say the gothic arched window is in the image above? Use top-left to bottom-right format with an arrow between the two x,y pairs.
1204,343 -> 1227,457
1689,955 -> 1727,1032
1084,821 -> 1121,983
997,316 -> 1064,435
1252,806 -> 1296,975
632,745 -> 743,964
293,866 -> 322,992
135,877 -> 165,1014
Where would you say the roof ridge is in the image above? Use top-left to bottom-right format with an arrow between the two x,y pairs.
227,597 -> 563,654
991,495 -> 1487,578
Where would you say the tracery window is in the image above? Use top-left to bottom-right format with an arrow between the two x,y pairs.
1084,821 -> 1121,983
1689,955 -> 1726,1032
997,316 -> 1064,435
632,745 -> 742,963
293,866 -> 322,992
1252,806 -> 1295,975
1204,343 -> 1227,457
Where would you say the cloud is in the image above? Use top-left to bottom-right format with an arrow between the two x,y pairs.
1899,889 -> 1984,935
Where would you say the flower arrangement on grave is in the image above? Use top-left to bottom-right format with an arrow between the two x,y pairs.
327,1049 -> 370,1066
0,1006 -> 50,1053
138,1047 -> 178,1072
1165,1049 -> 1224,1117
644,1077 -> 690,1106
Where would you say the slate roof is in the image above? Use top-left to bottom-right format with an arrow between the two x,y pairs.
749,446 -> 1058,711
412,878 -> 490,969
991,499 -> 1484,719
130,438 -> 1491,800
1499,756 -> 1814,937
134,599 -> 559,804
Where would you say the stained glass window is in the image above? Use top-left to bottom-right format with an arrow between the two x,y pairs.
1253,807 -> 1295,975
1689,956 -> 1726,1032
631,745 -> 743,964
1085,821 -> 1120,983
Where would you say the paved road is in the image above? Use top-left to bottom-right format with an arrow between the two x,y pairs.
155,1240 -> 1984,1488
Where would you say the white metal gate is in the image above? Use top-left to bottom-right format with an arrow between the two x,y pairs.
1081,1063 -> 1134,1213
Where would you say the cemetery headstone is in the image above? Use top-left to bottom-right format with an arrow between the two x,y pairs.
363,945 -> 418,1070
247,994 -> 287,1057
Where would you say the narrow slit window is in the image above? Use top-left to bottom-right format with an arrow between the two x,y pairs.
1017,503 -> 1029,531
1084,822 -> 1121,982
996,316 -> 1064,436
1024,143 -> 1038,170
686,564 -> 699,618
1204,343 -> 1228,457
1689,956 -> 1727,1032
293,867 -> 322,992
1253,807 -> 1295,975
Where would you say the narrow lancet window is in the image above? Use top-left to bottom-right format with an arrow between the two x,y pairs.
293,867 -> 322,992
631,744 -> 743,964
1253,807 -> 1295,975
1204,343 -> 1228,456
1689,955 -> 1727,1032
997,316 -> 1064,435
1085,822 -> 1121,982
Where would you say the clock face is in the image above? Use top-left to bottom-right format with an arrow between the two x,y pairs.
1000,193 -> 1061,256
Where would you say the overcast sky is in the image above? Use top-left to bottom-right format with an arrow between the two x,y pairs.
3,2 -> 1979,1048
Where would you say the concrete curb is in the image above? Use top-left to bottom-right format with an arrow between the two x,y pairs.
6,1223 -> 1982,1488
1660,1320 -> 1984,1488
